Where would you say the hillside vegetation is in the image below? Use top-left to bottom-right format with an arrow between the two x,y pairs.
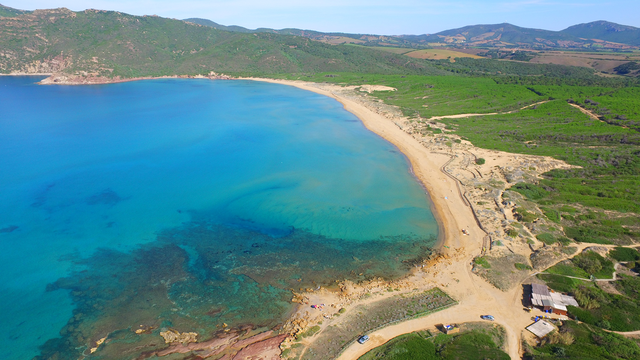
0,8 -> 446,77
0,4 -> 30,17
562,21 -> 640,46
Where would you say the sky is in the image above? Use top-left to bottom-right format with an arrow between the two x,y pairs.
3,0 -> 640,35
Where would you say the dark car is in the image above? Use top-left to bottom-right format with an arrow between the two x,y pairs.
481,315 -> 495,321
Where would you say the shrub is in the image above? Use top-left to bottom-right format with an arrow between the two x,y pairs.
537,233 -> 556,245
475,158 -> 485,165
541,207 -> 561,223
573,285 -> 606,310
572,251 -> 615,278
573,255 -> 602,275
609,247 -> 640,262
474,256 -> 491,268
510,183 -> 549,200
515,208 -> 537,223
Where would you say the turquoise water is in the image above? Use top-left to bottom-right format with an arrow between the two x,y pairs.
0,77 -> 437,359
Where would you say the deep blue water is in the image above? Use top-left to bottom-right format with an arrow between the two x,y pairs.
0,76 -> 437,359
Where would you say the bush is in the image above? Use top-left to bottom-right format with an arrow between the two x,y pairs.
609,247 -> 640,262
475,158 -> 485,165
572,251 -> 615,278
510,183 -> 549,200
359,333 -> 437,360
574,255 -> 602,275
541,207 -> 561,223
537,233 -> 557,245
474,256 -> 491,269
515,208 -> 537,223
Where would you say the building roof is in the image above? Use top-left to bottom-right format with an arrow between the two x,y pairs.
553,304 -> 568,312
550,292 -> 579,307
530,284 -> 579,309
526,320 -> 555,338
532,283 -> 550,296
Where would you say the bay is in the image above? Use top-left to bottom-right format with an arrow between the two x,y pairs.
0,77 -> 437,359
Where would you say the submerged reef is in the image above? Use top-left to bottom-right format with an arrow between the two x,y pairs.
38,220 -> 435,359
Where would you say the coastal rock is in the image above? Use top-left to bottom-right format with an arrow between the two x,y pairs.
232,334 -> 287,360
159,329 -> 198,344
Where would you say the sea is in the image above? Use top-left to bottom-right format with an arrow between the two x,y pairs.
0,76 -> 438,359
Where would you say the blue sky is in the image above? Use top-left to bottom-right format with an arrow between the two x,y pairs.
4,1 -> 639,34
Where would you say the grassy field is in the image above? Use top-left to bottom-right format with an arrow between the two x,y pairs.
546,251 -> 615,279
404,49 -> 483,60
358,325 -> 508,360
348,45 -> 415,55
527,321 -> 640,359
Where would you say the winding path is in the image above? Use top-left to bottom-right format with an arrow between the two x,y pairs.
426,101 -> 549,121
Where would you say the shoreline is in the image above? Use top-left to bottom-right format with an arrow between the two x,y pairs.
0,72 -> 233,84
240,77 -> 465,254
238,78 -> 577,360
11,73 -> 579,359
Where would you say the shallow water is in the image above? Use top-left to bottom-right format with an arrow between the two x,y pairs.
0,77 -> 437,359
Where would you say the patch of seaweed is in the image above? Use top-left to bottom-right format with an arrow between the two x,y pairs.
37,220 -> 435,359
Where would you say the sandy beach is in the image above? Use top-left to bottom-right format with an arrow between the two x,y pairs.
242,78 -> 475,253
239,77 -> 583,360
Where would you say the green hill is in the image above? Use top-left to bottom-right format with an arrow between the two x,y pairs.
184,18 -> 254,33
400,22 -> 637,50
184,17 -> 416,48
0,8 -> 448,77
186,16 -> 640,50
0,3 -> 30,17
562,21 -> 640,46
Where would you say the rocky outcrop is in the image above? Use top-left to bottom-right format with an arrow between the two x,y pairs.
232,334 -> 287,360
159,330 -> 198,344
39,72 -> 234,85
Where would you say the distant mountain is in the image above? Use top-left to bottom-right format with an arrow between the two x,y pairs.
400,23 -> 636,50
184,18 -> 254,33
561,21 -> 640,46
185,18 -> 421,48
0,3 -> 30,17
187,17 -> 639,50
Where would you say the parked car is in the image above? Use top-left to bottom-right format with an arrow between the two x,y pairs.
358,335 -> 370,344
481,315 -> 495,321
